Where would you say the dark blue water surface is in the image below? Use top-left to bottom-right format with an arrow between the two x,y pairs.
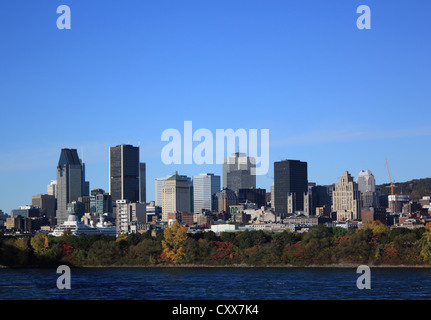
0,267 -> 430,300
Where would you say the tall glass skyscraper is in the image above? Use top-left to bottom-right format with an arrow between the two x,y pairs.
192,173 -> 221,214
109,144 -> 146,203
56,148 -> 87,224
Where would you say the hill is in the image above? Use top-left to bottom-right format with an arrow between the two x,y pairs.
378,177 -> 431,200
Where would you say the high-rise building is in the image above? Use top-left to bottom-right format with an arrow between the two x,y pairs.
161,171 -> 193,221
310,185 -> 332,217
270,183 -> 275,209
155,174 -> 192,208
238,188 -> 266,208
274,159 -> 308,217
47,180 -> 57,198
357,170 -> 380,208
90,189 -> 113,217
192,173 -> 221,214
56,148 -> 87,224
139,162 -> 146,204
357,170 -> 376,193
154,175 -> 171,207
32,194 -> 56,219
222,152 -> 256,193
332,171 -> 362,220
109,144 -> 146,203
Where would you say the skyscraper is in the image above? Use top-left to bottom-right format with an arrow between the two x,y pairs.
154,175 -> 170,207
162,171 -> 193,221
357,170 -> 380,208
357,170 -> 376,193
109,144 -> 146,203
274,159 -> 308,217
47,180 -> 57,198
192,173 -> 221,214
222,152 -> 256,193
32,194 -> 56,219
56,148 -> 87,224
332,171 -> 362,220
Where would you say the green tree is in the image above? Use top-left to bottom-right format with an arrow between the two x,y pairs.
87,240 -> 122,265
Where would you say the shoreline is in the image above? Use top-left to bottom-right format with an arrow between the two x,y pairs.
3,263 -> 430,269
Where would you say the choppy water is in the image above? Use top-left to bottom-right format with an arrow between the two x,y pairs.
0,267 -> 430,300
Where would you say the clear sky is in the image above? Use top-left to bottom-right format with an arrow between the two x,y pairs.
0,0 -> 430,213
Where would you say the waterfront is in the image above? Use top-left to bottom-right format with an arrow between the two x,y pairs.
0,267 -> 430,300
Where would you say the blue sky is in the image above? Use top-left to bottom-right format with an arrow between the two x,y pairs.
0,0 -> 430,213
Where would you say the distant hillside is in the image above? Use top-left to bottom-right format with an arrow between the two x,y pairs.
378,177 -> 431,200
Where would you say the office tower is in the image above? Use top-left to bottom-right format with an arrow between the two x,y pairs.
270,183 -> 275,209
67,201 -> 85,218
332,171 -> 362,220
109,144 -> 146,203
310,185 -> 332,216
357,170 -> 375,192
161,171 -> 193,222
213,188 -> 238,213
154,175 -> 170,207
90,189 -> 113,217
116,199 -> 146,235
139,162 -> 146,203
47,180 -> 57,198
78,196 -> 91,213
192,173 -> 221,214
155,174 -> 192,208
222,152 -> 256,193
32,194 -> 56,219
274,159 -> 308,217
56,148 -> 87,224
357,170 -> 380,208
81,163 -> 90,196
238,188 -> 266,208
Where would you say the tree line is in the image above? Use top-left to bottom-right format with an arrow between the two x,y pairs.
1,221 -> 431,267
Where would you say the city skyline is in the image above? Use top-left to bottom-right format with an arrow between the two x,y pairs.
1,1 -> 431,213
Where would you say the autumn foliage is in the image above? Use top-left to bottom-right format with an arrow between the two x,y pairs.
1,221 -> 431,267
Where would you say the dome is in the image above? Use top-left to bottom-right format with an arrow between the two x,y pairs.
67,214 -> 78,222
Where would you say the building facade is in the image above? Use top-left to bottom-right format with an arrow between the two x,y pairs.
116,199 -> 146,235
161,172 -> 193,221
274,159 -> 308,217
238,187 -> 266,208
332,171 -> 362,220
222,152 -> 256,193
109,144 -> 146,204
213,188 -> 238,213
357,170 -> 379,208
56,148 -> 87,224
192,173 -> 221,214
32,194 -> 56,219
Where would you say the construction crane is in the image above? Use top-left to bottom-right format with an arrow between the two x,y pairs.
385,158 -> 395,196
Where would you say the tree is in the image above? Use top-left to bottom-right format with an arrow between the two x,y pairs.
31,234 -> 49,255
161,221 -> 188,264
363,220 -> 389,235
417,222 -> 431,263
87,240 -> 122,265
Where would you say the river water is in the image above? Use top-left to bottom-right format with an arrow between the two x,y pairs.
0,266 -> 430,300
